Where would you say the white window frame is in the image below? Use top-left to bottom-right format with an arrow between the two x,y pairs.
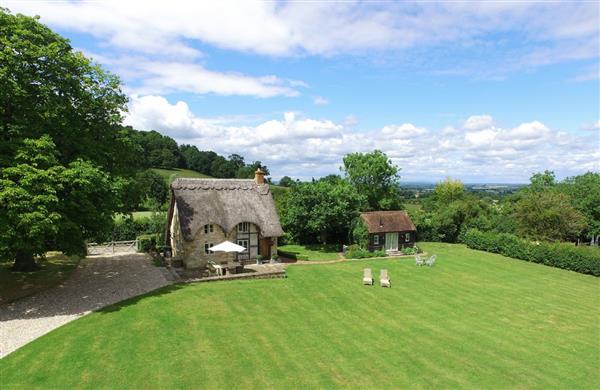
238,222 -> 249,233
204,224 -> 214,234
204,243 -> 214,254
373,235 -> 380,245
405,233 -> 411,242
237,239 -> 249,249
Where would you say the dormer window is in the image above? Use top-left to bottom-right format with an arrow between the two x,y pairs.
238,222 -> 249,232
204,224 -> 214,234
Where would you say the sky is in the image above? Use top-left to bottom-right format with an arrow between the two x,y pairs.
3,0 -> 600,183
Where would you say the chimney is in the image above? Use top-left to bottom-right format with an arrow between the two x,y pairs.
254,168 -> 265,185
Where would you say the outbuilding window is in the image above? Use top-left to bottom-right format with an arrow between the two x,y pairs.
405,233 -> 411,242
204,224 -> 214,234
373,235 -> 379,245
204,243 -> 214,254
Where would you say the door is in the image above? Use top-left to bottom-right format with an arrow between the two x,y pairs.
259,238 -> 271,259
385,233 -> 399,251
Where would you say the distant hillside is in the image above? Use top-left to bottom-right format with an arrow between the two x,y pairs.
151,168 -> 212,184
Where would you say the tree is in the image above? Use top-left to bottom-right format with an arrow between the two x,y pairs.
278,176 -> 295,187
236,161 -> 270,179
0,136 -> 116,271
429,178 -> 465,205
280,179 -> 365,244
1,10 -> 136,174
342,150 -> 402,210
557,172 -> 600,243
528,170 -> 556,193
514,191 -> 587,242
138,170 -> 169,209
0,10 -> 141,269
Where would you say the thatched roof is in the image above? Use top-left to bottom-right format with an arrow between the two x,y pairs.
170,178 -> 284,240
360,211 -> 416,234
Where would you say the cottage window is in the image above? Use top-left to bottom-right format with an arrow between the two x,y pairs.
405,233 -> 411,242
204,224 -> 214,234
204,243 -> 214,254
373,235 -> 379,245
238,222 -> 249,232
237,239 -> 249,249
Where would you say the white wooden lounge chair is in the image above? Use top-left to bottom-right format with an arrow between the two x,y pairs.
415,254 -> 424,266
425,255 -> 436,267
380,269 -> 391,288
363,268 -> 374,285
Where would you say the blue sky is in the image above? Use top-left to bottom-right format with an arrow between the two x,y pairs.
4,1 -> 599,182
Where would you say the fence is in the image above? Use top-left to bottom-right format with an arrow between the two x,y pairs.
87,240 -> 138,255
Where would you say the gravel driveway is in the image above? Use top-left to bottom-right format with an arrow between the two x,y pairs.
0,253 -> 173,358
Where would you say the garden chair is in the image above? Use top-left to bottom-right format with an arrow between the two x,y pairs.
380,269 -> 391,288
425,255 -> 436,267
363,268 -> 374,285
415,254 -> 424,266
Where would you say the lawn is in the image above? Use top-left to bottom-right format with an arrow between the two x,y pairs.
1,243 -> 598,389
278,243 -> 341,261
0,252 -> 81,304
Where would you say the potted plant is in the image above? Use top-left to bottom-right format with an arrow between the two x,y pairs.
256,255 -> 263,265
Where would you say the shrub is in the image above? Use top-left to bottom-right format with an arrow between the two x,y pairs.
462,229 -> 600,276
137,234 -> 160,253
346,249 -> 387,259
271,254 -> 279,261
401,246 -> 417,255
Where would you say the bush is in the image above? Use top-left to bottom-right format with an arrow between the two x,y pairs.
95,213 -> 166,243
462,229 -> 600,276
137,234 -> 160,252
346,249 -> 387,259
401,246 -> 417,255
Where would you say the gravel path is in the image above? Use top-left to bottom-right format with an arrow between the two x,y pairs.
0,253 -> 172,358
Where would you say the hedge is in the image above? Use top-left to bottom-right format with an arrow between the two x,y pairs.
345,249 -> 387,259
462,229 -> 600,276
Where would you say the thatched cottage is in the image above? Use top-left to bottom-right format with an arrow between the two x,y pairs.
166,169 -> 283,273
360,211 -> 416,253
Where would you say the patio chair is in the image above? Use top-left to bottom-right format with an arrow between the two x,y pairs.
207,260 -> 223,276
380,269 -> 391,288
425,255 -> 436,267
415,254 -> 424,266
363,268 -> 374,285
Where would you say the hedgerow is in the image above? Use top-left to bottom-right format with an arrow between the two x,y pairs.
462,229 -> 600,276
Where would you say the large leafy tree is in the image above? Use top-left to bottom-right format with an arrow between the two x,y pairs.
513,191 -> 586,242
342,150 -> 402,210
557,172 -> 600,243
0,9 -> 140,269
280,177 -> 365,244
0,136 -> 116,271
1,9 -> 136,173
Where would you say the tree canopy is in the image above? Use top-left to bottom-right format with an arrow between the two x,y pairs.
342,150 -> 402,210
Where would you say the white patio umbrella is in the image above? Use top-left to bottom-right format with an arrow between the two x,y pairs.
210,240 -> 246,253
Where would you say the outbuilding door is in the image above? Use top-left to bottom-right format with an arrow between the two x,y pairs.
259,238 -> 271,259
385,233 -> 399,251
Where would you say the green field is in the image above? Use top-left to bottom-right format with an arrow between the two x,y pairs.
151,168 -> 212,184
1,243 -> 598,389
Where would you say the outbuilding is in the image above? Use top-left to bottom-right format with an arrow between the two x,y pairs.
360,210 -> 417,253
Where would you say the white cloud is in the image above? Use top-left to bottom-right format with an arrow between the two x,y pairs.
124,95 -> 598,181
313,96 -> 329,105
464,115 -> 495,131
6,1 -> 598,65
